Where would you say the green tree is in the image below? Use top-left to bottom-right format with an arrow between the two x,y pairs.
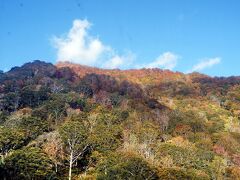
2,92 -> 20,112
4,115 -> 48,141
0,111 -> 7,124
19,86 -> 36,108
87,109 -> 123,153
46,94 -> 67,126
158,168 -> 210,180
4,147 -> 56,179
96,152 -> 159,180
210,156 -> 227,180
89,123 -> 122,153
0,127 -> 25,163
18,116 -> 48,139
156,143 -> 213,175
66,92 -> 86,110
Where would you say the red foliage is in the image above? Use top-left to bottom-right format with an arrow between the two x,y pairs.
213,144 -> 228,156
232,154 -> 240,166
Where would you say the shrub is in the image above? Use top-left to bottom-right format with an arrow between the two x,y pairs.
96,152 -> 159,180
158,168 -> 210,180
4,147 -> 56,179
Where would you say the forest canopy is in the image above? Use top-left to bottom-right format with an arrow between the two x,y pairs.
0,60 -> 240,179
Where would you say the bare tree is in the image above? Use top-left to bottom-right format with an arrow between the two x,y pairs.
59,120 -> 89,180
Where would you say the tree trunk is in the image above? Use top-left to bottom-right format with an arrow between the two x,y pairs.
55,163 -> 58,173
69,151 -> 73,180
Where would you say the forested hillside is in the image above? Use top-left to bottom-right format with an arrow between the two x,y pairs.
0,60 -> 240,179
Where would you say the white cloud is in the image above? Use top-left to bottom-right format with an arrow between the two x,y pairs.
52,19 -> 107,66
104,56 -> 124,69
102,52 -> 136,69
52,19 -> 135,69
52,19 -> 180,71
51,19 -> 222,74
144,52 -> 179,70
189,57 -> 221,73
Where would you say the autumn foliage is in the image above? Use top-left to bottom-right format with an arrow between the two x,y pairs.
0,60 -> 240,179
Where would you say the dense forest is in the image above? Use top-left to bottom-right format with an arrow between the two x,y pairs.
0,60 -> 240,179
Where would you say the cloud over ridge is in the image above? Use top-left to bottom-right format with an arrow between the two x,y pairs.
145,52 -> 179,70
52,19 -> 106,66
52,19 -> 220,73
52,19 -> 180,70
189,57 -> 221,73
52,19 -> 134,69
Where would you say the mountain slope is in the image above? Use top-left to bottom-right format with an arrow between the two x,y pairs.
0,60 -> 240,179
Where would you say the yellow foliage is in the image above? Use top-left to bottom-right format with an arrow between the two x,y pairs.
167,136 -> 195,149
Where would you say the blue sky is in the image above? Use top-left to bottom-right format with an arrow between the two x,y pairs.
0,0 -> 240,76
